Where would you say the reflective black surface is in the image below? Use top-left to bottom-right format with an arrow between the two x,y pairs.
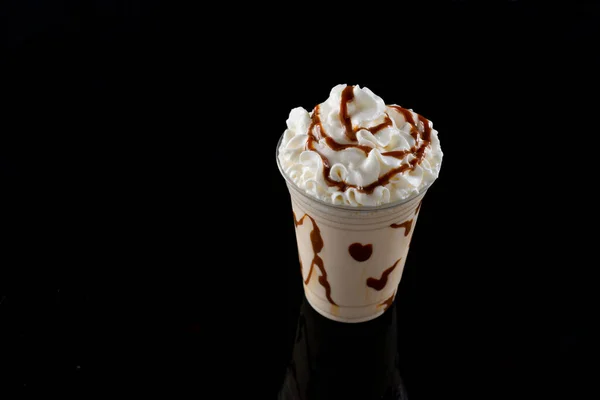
1,2 -> 596,399
279,299 -> 407,400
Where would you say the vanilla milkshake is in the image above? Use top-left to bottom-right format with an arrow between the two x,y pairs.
277,84 -> 443,323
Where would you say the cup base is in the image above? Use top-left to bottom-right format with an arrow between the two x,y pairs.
304,289 -> 393,323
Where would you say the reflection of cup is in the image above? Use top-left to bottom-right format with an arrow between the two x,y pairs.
277,138 -> 429,323
279,298 -> 408,399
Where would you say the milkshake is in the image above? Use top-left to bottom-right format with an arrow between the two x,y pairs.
277,84 -> 443,323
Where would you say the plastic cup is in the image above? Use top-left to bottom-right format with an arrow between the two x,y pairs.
277,138 -> 431,323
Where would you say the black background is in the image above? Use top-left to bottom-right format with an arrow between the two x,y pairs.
1,1 -> 597,399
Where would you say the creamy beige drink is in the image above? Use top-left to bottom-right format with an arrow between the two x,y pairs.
277,84 -> 442,322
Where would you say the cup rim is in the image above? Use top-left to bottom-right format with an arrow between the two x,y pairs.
275,133 -> 435,212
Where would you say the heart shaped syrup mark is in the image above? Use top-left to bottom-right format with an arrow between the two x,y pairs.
348,243 -> 373,262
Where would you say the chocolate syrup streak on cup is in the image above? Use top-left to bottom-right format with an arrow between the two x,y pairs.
380,290 -> 396,312
367,259 -> 401,291
390,220 -> 413,237
277,84 -> 441,323
415,200 -> 423,214
293,212 -> 336,306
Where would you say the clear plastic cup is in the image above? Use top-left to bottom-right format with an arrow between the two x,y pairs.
277,136 -> 431,323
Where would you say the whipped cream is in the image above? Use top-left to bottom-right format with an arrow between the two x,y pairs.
278,84 -> 443,206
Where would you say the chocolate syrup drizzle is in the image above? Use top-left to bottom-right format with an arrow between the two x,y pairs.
390,219 -> 413,237
415,200 -> 423,215
348,243 -> 373,262
293,212 -> 336,305
340,85 -> 356,141
305,85 -> 432,195
379,290 -> 396,312
366,258 -> 401,291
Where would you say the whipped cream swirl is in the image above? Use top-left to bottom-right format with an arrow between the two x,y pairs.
278,84 -> 443,206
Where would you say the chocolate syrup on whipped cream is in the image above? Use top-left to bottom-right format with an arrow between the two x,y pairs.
340,85 -> 356,141
340,85 -> 394,144
293,212 -> 336,305
388,105 -> 420,144
305,85 -> 433,195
